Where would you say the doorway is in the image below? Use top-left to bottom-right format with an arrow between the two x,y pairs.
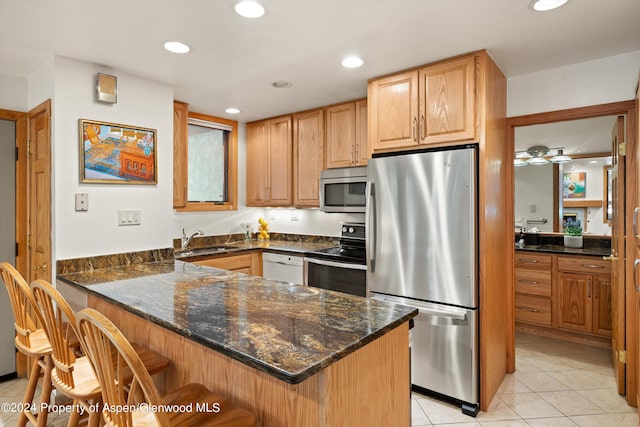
507,100 -> 637,406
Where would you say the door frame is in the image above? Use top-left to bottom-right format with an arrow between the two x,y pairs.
506,100 -> 637,405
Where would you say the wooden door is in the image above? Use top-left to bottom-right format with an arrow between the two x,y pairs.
635,73 -> 640,410
355,99 -> 369,165
593,275 -> 613,337
293,109 -> 324,207
266,116 -> 292,206
246,121 -> 269,206
27,100 -> 51,283
558,272 -> 592,333
368,70 -> 418,151
418,55 -> 476,145
325,102 -> 356,168
610,115 -> 626,394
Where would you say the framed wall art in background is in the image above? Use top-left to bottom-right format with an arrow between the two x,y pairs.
563,172 -> 586,199
79,119 -> 157,184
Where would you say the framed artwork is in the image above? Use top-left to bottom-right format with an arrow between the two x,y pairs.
79,119 -> 157,184
563,172 -> 586,199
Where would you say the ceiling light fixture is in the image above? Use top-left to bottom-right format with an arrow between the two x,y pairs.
514,145 -> 572,166
271,80 -> 293,89
225,107 -> 240,114
235,1 -> 265,18
164,41 -> 190,54
341,56 -> 364,68
529,0 -> 569,12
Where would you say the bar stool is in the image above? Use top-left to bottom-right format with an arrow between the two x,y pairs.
0,262 -> 53,427
30,279 -> 173,427
77,307 -> 257,427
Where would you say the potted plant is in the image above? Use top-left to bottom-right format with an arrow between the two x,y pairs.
563,218 -> 583,248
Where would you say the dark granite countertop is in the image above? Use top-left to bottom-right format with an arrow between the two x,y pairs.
57,260 -> 416,384
515,244 -> 611,257
174,240 -> 335,260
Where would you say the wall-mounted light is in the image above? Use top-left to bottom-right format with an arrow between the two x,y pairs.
96,73 -> 117,104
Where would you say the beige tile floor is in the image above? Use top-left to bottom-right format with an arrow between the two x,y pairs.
0,332 -> 637,426
412,332 -> 639,426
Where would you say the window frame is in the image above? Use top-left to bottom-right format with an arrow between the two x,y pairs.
173,105 -> 238,212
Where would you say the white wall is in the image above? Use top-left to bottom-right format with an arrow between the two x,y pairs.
508,50 -> 640,117
0,73 -> 28,111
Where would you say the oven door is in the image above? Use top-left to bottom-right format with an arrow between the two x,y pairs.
303,257 -> 367,297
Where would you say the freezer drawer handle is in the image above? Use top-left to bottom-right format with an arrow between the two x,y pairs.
417,307 -> 467,321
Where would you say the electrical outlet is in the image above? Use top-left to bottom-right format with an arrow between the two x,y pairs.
529,204 -> 537,213
75,193 -> 88,211
118,210 -> 141,226
291,211 -> 299,221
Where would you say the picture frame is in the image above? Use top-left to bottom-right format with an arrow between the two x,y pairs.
563,172 -> 586,199
79,119 -> 157,184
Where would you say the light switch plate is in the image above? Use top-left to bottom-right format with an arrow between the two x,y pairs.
75,193 -> 88,211
118,210 -> 141,226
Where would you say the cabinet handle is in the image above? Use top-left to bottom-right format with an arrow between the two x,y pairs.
412,117 -> 417,141
594,281 -> 599,299
634,259 -> 640,292
581,263 -> 604,269
351,144 -> 355,165
588,279 -> 591,298
419,115 -> 425,141
33,263 -> 47,272
634,207 -> 640,239
516,306 -> 539,313
519,279 -> 540,284
520,259 -> 539,264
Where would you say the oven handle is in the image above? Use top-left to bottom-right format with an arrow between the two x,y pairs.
303,257 -> 367,271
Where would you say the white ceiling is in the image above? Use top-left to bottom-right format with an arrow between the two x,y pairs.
1,0 -> 639,122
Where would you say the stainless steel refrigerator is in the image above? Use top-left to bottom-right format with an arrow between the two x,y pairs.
366,145 -> 479,416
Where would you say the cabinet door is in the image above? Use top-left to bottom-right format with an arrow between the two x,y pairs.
418,55 -> 476,145
293,109 -> 324,207
355,99 -> 369,166
173,101 -> 189,208
593,274 -> 612,337
267,116 -> 293,206
558,272 -> 592,333
246,121 -> 269,206
368,70 -> 419,151
325,102 -> 356,168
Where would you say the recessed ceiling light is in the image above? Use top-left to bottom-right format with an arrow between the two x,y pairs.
529,0 -> 569,12
225,107 -> 241,114
341,56 -> 364,68
164,41 -> 190,54
589,160 -> 598,164
271,80 -> 293,89
235,1 -> 265,18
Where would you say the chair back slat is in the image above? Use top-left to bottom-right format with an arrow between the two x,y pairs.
30,280 -> 78,389
0,262 -> 41,350
77,308 -> 169,427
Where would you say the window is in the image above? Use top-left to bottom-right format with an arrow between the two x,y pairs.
173,103 -> 238,211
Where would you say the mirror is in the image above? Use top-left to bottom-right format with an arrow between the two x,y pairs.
514,115 -> 617,236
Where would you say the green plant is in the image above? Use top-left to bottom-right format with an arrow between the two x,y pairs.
563,219 -> 583,236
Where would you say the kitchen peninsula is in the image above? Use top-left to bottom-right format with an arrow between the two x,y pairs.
57,259 -> 417,426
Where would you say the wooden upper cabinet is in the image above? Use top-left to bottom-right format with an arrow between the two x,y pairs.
246,116 -> 292,207
368,71 -> 419,151
419,55 -> 476,144
293,109 -> 324,207
173,101 -> 189,208
355,99 -> 369,166
325,99 -> 369,168
368,53 -> 477,153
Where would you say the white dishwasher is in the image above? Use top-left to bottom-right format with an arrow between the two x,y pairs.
262,253 -> 304,285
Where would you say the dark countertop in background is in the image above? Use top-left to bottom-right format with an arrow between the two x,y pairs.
515,244 -> 611,257
57,260 -> 416,384
174,240 -> 335,261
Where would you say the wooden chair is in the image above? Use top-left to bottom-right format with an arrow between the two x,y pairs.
30,280 -> 173,426
76,307 -> 257,427
0,262 -> 53,427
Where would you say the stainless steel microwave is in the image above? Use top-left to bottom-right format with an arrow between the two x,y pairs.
319,166 -> 367,213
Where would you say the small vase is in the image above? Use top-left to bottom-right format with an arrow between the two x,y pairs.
564,235 -> 583,248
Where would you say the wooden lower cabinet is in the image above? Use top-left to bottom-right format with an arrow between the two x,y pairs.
515,251 -> 612,339
192,252 -> 263,276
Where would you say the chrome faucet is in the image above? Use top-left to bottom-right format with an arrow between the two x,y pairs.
181,228 -> 204,250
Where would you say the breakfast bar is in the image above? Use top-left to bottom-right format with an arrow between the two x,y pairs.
57,260 -> 416,426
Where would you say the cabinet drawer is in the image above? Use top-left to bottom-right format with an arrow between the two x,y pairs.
515,294 -> 551,326
515,268 -> 551,297
515,252 -> 552,269
557,256 -> 610,274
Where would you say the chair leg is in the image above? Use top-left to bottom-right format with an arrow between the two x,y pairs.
35,355 -> 53,427
17,355 -> 43,427
66,399 -> 81,427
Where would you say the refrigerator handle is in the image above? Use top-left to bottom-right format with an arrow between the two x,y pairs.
367,182 -> 377,272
